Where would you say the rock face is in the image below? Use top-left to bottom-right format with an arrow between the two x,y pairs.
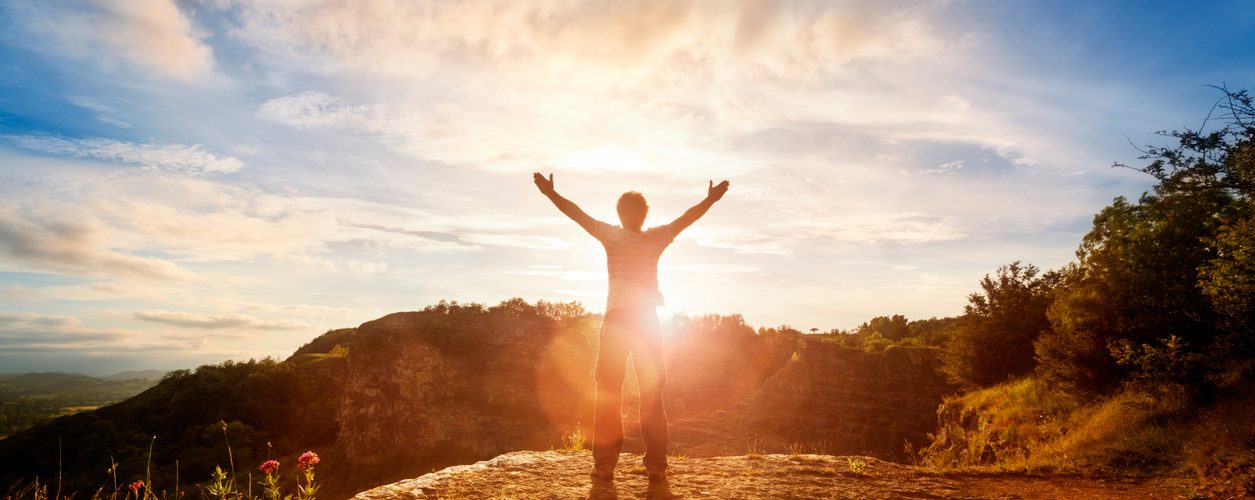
332,304 -> 953,493
335,305 -> 596,486
676,340 -> 956,460
351,450 -> 1180,499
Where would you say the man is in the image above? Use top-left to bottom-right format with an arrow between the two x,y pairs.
532,172 -> 730,482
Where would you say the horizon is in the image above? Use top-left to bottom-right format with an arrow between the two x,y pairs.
2,0 -> 1254,374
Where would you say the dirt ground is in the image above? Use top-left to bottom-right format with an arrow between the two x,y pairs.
352,451 -> 1187,499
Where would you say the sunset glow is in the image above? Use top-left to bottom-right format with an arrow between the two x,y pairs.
1,0 -> 1253,374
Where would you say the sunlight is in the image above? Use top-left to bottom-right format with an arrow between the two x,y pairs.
656,304 -> 678,324
554,146 -> 649,173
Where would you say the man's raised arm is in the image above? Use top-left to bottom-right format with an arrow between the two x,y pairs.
533,172 -> 603,236
670,179 -> 730,234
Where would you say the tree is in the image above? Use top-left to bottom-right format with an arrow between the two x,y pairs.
855,315 -> 910,341
941,262 -> 1062,388
1036,86 -> 1255,395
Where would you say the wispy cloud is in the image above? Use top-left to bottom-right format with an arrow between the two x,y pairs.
0,204 -> 195,281
133,310 -> 308,330
0,313 -> 130,348
3,0 -> 215,81
64,95 -> 133,129
3,135 -> 242,174
257,91 -> 376,130
224,0 -> 939,82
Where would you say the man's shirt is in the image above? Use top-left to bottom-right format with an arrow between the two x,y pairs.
586,220 -> 679,311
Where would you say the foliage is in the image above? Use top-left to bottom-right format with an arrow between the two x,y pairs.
845,457 -> 867,474
855,315 -> 910,341
918,377 -> 1183,474
941,262 -> 1063,389
1035,86 -> 1255,396
1198,206 -> 1255,383
814,315 -> 958,352
0,353 -> 345,495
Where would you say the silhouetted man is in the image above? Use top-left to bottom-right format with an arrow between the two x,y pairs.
533,172 -> 729,483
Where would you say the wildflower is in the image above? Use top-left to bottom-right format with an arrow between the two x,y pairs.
297,451 -> 320,470
259,459 -> 280,475
128,480 -> 144,492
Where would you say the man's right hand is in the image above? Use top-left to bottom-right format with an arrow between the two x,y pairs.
533,172 -> 555,196
708,179 -> 730,202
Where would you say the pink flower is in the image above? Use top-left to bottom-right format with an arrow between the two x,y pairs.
297,451 -> 320,470
128,480 -> 144,492
259,459 -> 280,475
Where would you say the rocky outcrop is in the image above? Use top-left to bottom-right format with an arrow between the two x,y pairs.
673,340 -> 956,460
351,450 -> 1179,499
335,305 -> 596,486
332,304 -> 954,493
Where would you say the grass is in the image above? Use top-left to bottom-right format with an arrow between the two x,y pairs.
917,376 -> 1187,475
744,436 -> 766,458
915,375 -> 1255,497
4,423 -> 324,500
556,425 -> 587,452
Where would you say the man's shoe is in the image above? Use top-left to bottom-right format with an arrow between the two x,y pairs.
590,466 -> 615,481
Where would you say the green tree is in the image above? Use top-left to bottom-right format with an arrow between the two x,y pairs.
1037,87 -> 1254,395
942,262 -> 1062,388
855,315 -> 910,341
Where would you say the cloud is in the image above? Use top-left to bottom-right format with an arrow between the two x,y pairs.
0,313 -> 78,328
805,212 -> 967,244
4,0 -> 215,81
281,253 -> 389,274
257,91 -> 376,130
337,220 -> 465,244
460,234 -> 572,250
224,0 -> 939,83
689,211 -> 965,257
0,205 -> 195,281
0,313 -> 130,348
231,1 -> 950,176
506,267 -> 605,282
673,264 -> 760,274
921,160 -> 966,175
133,310 -> 309,330
65,95 -> 134,129
3,135 -> 242,174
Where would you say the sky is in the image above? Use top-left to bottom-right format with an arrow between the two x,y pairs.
1,0 -> 1253,375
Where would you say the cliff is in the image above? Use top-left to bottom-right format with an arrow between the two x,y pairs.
334,302 -> 598,487
334,309 -> 955,492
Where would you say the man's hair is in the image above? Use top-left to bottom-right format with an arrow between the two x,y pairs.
617,191 -> 648,217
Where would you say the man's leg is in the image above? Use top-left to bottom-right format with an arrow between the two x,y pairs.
629,308 -> 669,477
592,310 -> 629,474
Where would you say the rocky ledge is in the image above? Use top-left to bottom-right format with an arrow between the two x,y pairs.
352,450 -> 1182,499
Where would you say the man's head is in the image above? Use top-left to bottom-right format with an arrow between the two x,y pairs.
617,191 -> 648,231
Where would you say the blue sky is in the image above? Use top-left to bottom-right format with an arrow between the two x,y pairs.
1,0 -> 1252,375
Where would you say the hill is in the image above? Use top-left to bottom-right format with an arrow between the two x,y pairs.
0,299 -> 811,497
101,370 -> 167,382
0,372 -> 163,438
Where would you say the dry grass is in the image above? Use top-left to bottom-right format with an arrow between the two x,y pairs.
919,377 -> 1186,475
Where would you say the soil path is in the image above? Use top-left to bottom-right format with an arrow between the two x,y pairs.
353,451 -> 1184,499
